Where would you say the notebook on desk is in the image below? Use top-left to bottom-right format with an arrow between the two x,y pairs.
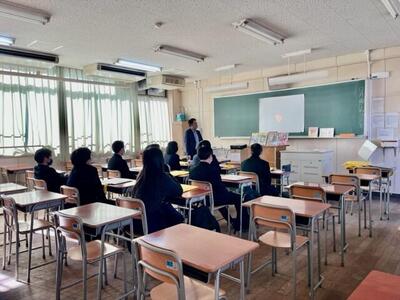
102,178 -> 133,185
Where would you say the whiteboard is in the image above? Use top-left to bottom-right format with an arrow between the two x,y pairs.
259,94 -> 305,132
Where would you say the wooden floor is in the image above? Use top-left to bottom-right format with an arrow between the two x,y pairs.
0,196 -> 399,299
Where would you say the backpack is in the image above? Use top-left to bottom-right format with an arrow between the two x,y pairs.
190,206 -> 221,232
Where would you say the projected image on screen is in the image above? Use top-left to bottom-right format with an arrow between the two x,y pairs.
259,94 -> 305,133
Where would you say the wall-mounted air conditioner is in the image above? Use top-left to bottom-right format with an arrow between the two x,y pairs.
0,45 -> 58,68
141,74 -> 185,90
83,63 -> 146,82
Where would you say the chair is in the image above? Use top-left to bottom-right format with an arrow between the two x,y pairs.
33,178 -> 48,191
1,195 -> 55,282
94,164 -> 104,179
116,197 -> 148,235
54,212 -> 127,300
25,170 -> 34,190
60,185 -> 80,207
134,239 -> 226,300
134,159 -> 143,167
65,161 -> 73,172
107,170 -> 121,179
238,171 -> 260,194
249,203 -> 310,300
189,180 -> 231,233
0,167 -> 9,183
329,174 -> 365,236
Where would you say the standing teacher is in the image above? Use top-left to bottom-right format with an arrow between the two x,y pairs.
184,118 -> 203,159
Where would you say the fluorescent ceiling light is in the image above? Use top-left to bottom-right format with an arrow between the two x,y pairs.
268,70 -> 328,86
115,59 -> 161,72
232,19 -> 285,45
154,45 -> 206,62
380,0 -> 400,19
0,0 -> 50,25
214,64 -> 237,72
282,48 -> 312,59
205,82 -> 248,93
0,35 -> 14,46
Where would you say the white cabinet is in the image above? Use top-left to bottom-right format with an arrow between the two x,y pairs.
281,150 -> 334,184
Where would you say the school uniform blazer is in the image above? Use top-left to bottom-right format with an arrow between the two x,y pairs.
241,155 -> 273,196
189,161 -> 229,203
164,153 -> 181,171
184,128 -> 203,158
67,164 -> 107,206
190,154 -> 221,173
107,153 -> 135,179
34,164 -> 68,193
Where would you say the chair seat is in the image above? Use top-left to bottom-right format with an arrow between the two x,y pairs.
68,240 -> 122,263
259,231 -> 308,249
17,219 -> 53,234
344,194 -> 358,202
150,275 -> 226,300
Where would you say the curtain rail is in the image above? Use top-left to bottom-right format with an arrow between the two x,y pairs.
0,70 -> 132,88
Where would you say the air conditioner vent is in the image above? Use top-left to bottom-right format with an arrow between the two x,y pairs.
83,63 -> 146,82
0,45 -> 58,68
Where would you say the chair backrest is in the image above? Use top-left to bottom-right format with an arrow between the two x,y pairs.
60,185 -> 80,206
94,165 -> 104,179
107,170 -> 121,179
33,178 -> 48,191
354,167 -> 381,176
25,170 -> 34,181
134,239 -> 185,299
250,203 -> 296,245
54,212 -> 85,247
188,179 -> 214,209
26,177 -> 35,191
238,171 -> 260,193
116,197 -> 148,235
289,185 -> 326,203
134,159 -> 143,167
65,161 -> 73,172
1,195 -> 18,230
329,174 -> 360,191
0,167 -> 9,183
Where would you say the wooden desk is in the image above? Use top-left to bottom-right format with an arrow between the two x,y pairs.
101,179 -> 136,195
219,163 -> 239,174
177,186 -> 209,224
137,224 -> 259,300
243,196 -> 330,298
170,170 -> 189,178
347,270 -> 400,300
0,183 -> 27,195
270,169 -> 290,196
3,164 -> 34,173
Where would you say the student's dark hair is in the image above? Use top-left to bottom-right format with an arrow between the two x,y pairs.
34,148 -> 52,163
112,140 -> 124,153
145,143 -> 160,150
198,146 -> 213,160
251,143 -> 263,157
166,141 -> 178,155
196,139 -> 211,151
133,147 -> 165,201
70,147 -> 92,166
188,118 -> 196,126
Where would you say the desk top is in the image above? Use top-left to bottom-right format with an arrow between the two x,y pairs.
3,164 -> 34,173
10,190 -> 67,208
59,202 -> 139,228
137,224 -> 259,273
0,183 -> 27,194
290,182 -> 354,195
170,170 -> 189,177
220,163 -> 239,171
180,161 -> 189,167
221,174 -> 253,184
130,166 -> 142,173
102,178 -> 136,190
355,174 -> 380,181
243,196 -> 331,218
347,270 -> 400,300
181,187 -> 209,199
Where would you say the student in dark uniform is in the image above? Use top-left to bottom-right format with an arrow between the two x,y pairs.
190,140 -> 221,173
107,140 -> 135,179
133,147 -> 184,233
164,141 -> 181,171
33,148 -> 68,193
241,143 -> 278,196
67,147 -> 110,206
189,146 -> 248,231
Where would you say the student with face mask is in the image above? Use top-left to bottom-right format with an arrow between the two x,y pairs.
33,148 -> 68,193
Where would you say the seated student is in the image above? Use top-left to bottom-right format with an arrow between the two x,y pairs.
164,141 -> 181,171
241,143 -> 278,196
33,148 -> 68,193
133,147 -> 184,233
189,146 -> 248,231
67,147 -> 111,206
190,140 -> 221,173
107,140 -> 135,179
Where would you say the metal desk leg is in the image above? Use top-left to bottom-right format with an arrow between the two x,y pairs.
240,259 -> 245,300
309,217 -> 315,300
27,210 -> 35,283
340,194 -> 345,267
214,269 -> 221,300
324,213 -> 328,266
368,182 -> 372,238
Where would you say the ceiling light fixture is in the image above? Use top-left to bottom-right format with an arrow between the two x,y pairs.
0,35 -> 15,46
214,64 -> 237,72
154,45 -> 206,62
268,70 -> 329,86
232,19 -> 285,45
282,48 -> 312,59
0,0 -> 50,25
115,59 -> 162,72
205,82 -> 248,93
380,0 -> 400,19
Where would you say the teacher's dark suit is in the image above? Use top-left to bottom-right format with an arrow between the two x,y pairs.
184,128 -> 203,158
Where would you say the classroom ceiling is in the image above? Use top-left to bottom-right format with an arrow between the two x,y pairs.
1,0 -> 400,80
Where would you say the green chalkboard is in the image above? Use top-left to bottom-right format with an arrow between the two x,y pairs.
214,80 -> 365,137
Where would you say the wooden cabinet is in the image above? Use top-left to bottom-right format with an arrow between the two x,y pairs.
172,121 -> 189,156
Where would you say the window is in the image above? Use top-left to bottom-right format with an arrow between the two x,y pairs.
138,95 -> 171,149
0,64 -> 59,156
63,68 -> 136,153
